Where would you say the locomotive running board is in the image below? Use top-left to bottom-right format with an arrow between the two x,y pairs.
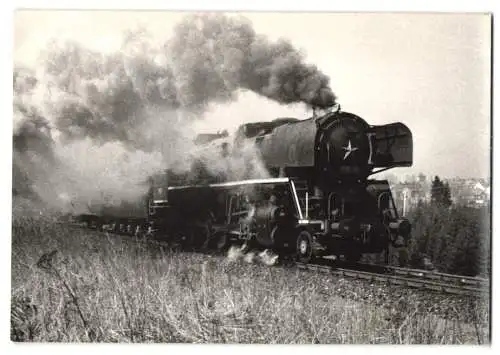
167,177 -> 291,190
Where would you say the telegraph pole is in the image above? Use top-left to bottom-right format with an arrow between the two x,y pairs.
402,188 -> 409,216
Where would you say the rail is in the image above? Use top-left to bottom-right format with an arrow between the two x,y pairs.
381,264 -> 489,289
62,221 -> 490,298
296,263 -> 489,298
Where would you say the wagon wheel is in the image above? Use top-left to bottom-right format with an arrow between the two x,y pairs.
186,229 -> 198,250
214,232 -> 229,252
171,232 -> 189,251
296,230 -> 315,264
191,223 -> 212,250
195,214 -> 216,250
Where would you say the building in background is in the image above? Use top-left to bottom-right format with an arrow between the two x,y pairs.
447,178 -> 490,208
389,174 -> 490,214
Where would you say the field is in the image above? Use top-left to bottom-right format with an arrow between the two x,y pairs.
11,215 -> 490,344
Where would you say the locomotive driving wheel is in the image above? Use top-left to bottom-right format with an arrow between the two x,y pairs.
296,230 -> 315,264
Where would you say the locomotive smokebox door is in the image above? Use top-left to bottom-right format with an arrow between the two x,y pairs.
319,114 -> 371,177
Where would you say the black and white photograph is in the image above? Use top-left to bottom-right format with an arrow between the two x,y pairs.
9,4 -> 492,345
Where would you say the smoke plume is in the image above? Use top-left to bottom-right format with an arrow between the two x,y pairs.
167,13 -> 336,108
13,13 -> 337,214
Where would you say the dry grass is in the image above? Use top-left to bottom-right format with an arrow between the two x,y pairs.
11,215 -> 490,344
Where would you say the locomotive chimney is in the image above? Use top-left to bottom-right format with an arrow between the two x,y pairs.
312,104 -> 340,118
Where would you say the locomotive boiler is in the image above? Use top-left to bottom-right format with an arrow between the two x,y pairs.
147,106 -> 413,264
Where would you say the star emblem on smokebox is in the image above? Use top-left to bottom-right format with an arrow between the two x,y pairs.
342,140 -> 359,160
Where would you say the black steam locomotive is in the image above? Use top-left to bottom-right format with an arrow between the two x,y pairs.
75,106 -> 412,264
139,106 -> 413,264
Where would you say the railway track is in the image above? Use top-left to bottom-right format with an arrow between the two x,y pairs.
296,262 -> 489,297
381,264 -> 489,289
64,221 -> 489,297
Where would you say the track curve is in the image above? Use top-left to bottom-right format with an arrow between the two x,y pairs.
64,221 -> 489,298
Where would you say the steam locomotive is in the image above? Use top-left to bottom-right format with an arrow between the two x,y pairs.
78,106 -> 413,264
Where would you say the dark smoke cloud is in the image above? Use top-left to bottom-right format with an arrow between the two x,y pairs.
168,13 -> 336,109
19,14 -> 336,151
38,38 -> 181,151
13,13 -> 337,214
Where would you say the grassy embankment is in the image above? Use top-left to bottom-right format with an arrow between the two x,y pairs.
11,215 -> 489,343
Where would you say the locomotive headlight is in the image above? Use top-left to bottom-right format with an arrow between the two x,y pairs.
389,219 -> 412,238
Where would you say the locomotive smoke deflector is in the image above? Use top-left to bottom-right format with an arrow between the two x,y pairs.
368,122 -> 413,173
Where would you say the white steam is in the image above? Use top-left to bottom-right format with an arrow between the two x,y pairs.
13,13 -> 337,214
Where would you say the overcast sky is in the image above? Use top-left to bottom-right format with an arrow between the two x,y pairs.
14,11 -> 491,179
